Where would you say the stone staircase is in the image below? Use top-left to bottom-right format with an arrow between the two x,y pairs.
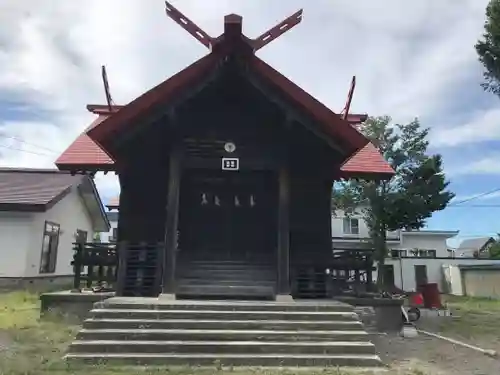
65,298 -> 383,367
176,259 -> 277,299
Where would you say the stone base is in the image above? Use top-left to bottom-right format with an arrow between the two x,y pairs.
39,290 -> 115,322
158,293 -> 176,301
336,296 -> 404,332
275,294 -> 294,302
0,275 -> 73,291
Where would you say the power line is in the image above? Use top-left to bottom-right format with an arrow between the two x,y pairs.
0,143 -> 56,158
449,187 -> 500,206
0,134 -> 59,154
447,204 -> 500,208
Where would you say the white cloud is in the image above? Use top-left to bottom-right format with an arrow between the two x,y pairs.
431,108 -> 500,147
0,0 -> 495,198
447,156 -> 500,176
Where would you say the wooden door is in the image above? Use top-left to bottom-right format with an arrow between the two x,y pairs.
179,170 -> 276,262
414,265 -> 428,288
383,265 -> 395,287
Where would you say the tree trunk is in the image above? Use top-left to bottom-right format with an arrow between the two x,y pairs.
375,226 -> 387,290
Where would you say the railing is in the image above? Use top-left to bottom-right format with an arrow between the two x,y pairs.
328,247 -> 375,295
71,242 -> 118,292
115,242 -> 164,297
292,247 -> 375,298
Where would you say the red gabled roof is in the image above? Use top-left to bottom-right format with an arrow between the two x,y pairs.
106,196 -> 120,210
87,53 -> 218,149
86,52 -> 368,159
56,116 -> 114,170
56,8 -> 394,179
340,142 -> 394,178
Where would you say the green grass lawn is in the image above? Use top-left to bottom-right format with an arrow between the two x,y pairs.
2,290 -> 494,375
433,295 -> 500,349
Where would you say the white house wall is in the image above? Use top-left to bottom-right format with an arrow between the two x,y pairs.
0,212 -> 33,277
100,219 -> 118,243
331,210 -> 401,243
331,210 -> 370,238
24,186 -> 95,278
396,233 -> 451,257
376,258 -> 500,292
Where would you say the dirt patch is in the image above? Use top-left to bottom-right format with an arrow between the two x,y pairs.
0,330 -> 11,352
372,332 -> 500,375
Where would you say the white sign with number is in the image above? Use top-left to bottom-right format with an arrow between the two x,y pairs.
222,157 -> 239,171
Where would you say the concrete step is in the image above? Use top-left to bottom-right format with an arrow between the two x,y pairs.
77,328 -> 371,342
177,269 -> 276,282
68,340 -> 376,355
64,352 -> 383,367
83,318 -> 364,331
177,279 -> 276,287
183,260 -> 275,266
178,264 -> 275,271
175,285 -> 275,298
89,309 -> 359,321
95,299 -> 356,313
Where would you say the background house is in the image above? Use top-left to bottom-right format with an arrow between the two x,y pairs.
444,263 -> 500,299
333,208 -> 455,291
453,236 -> 495,258
333,209 -> 500,292
100,211 -> 118,243
0,168 -> 109,289
100,197 -> 119,243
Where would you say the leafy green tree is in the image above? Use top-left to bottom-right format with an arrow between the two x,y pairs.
476,0 -> 500,96
332,116 -> 455,288
488,235 -> 500,259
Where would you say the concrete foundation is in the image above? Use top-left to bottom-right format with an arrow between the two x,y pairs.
336,296 -> 404,332
39,290 -> 115,321
275,294 -> 294,302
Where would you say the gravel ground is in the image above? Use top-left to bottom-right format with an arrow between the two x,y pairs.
0,331 -> 11,352
371,331 -> 500,375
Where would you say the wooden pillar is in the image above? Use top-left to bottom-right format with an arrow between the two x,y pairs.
161,141 -> 182,299
276,166 -> 292,301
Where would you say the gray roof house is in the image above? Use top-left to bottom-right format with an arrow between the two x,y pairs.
456,237 -> 496,258
0,168 -> 109,288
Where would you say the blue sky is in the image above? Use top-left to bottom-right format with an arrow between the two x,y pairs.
0,0 -> 499,246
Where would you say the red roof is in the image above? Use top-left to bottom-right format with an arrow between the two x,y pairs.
56,116 -> 114,170
340,142 -> 394,178
106,196 -> 119,210
56,9 -> 394,178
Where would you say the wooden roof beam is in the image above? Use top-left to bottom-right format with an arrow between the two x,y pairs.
252,9 -> 303,52
165,1 -> 214,49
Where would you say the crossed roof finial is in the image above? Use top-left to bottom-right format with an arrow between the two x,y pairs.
164,1 -> 303,52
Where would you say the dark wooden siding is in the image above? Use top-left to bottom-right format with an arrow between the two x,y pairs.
289,175 -> 333,298
108,60 -> 344,298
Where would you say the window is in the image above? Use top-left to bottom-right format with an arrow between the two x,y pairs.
343,218 -> 359,235
39,221 -> 60,274
75,229 -> 88,243
409,249 -> 437,258
420,250 -> 436,258
110,227 -> 118,242
390,250 -> 408,258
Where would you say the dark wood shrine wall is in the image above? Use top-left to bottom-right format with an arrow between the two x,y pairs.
113,61 -> 340,264
115,119 -> 172,244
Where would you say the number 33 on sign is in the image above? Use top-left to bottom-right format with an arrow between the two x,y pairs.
222,158 -> 239,171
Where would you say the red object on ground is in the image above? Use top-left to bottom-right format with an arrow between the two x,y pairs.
409,292 -> 424,307
420,283 -> 442,308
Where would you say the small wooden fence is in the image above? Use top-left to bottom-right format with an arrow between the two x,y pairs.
71,242 -> 118,291
71,242 -> 374,297
292,247 -> 375,299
